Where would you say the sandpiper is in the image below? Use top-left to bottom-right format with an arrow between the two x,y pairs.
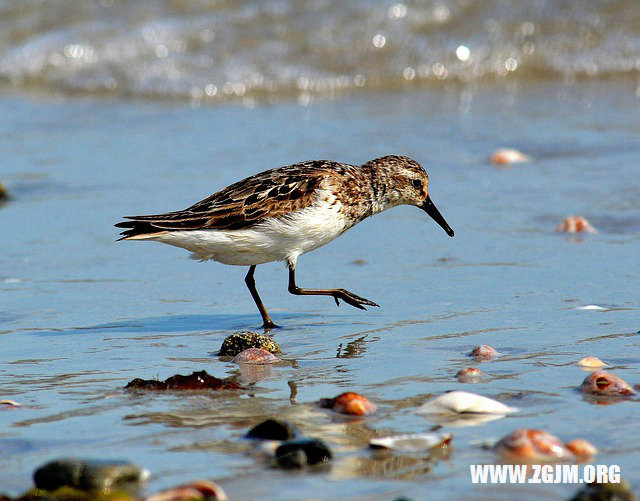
116,155 -> 454,328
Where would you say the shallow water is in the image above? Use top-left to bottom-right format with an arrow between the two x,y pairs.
2,0 -> 640,102
1,80 -> 640,499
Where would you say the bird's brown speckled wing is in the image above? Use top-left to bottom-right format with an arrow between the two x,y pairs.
115,161 -> 350,238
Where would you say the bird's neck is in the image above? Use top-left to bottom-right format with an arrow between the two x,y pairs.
360,163 -> 403,215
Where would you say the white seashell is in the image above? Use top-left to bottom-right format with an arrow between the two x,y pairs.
577,356 -> 606,368
0,400 -> 21,407
426,413 -> 508,428
369,432 -> 452,452
416,391 -> 518,416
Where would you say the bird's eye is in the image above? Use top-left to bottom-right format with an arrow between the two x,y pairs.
412,179 -> 423,190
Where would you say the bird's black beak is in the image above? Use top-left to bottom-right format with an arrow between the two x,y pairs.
421,196 -> 454,237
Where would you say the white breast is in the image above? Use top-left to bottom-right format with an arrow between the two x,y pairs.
155,190 -> 349,267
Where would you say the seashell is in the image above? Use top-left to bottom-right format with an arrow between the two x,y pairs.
217,331 -> 280,356
576,305 -> 606,311
580,370 -> 635,396
319,392 -> 377,416
456,367 -> 485,382
469,345 -> 499,361
577,356 -> 606,368
490,148 -> 530,166
144,480 -> 228,501
369,432 -> 452,452
554,215 -> 597,234
416,391 -> 518,416
494,429 -> 575,462
232,347 -> 280,364
565,439 -> 597,459
1,399 -> 21,407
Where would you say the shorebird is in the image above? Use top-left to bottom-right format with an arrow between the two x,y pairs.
116,155 -> 454,328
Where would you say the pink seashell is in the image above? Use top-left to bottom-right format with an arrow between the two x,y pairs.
554,216 -> 597,234
577,356 -> 606,368
456,367 -> 485,381
490,148 -> 530,166
565,439 -> 597,459
232,347 -> 280,365
321,392 -> 377,416
470,345 -> 499,361
580,370 -> 635,396
494,429 -> 574,462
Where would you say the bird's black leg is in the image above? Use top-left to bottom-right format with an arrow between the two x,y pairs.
287,265 -> 379,310
245,265 -> 277,329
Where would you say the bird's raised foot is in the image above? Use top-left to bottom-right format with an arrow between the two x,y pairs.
331,289 -> 379,310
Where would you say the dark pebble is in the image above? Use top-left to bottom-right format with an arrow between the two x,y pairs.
275,438 -> 332,469
246,419 -> 298,441
569,480 -> 635,501
125,370 -> 241,390
33,458 -> 146,492
0,183 -> 9,202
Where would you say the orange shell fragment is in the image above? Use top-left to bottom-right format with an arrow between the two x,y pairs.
321,392 -> 377,416
494,429 -> 574,461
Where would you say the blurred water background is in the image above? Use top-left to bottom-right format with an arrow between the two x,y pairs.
1,1 -> 640,499
1,0 -> 640,102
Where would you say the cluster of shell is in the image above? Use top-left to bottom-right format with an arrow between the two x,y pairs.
448,345 -> 637,461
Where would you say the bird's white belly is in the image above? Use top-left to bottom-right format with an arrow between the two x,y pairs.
155,200 -> 349,266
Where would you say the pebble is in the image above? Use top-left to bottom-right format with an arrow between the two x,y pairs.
569,479 -> 635,501
275,438 -> 332,469
125,370 -> 241,391
319,392 -> 377,416
218,331 -> 280,356
0,182 -> 9,202
232,347 -> 280,364
33,458 -> 148,492
246,419 -> 298,441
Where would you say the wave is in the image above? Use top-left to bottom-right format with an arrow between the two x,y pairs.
0,0 -> 639,102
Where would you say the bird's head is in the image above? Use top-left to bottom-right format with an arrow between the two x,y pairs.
365,155 -> 454,237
